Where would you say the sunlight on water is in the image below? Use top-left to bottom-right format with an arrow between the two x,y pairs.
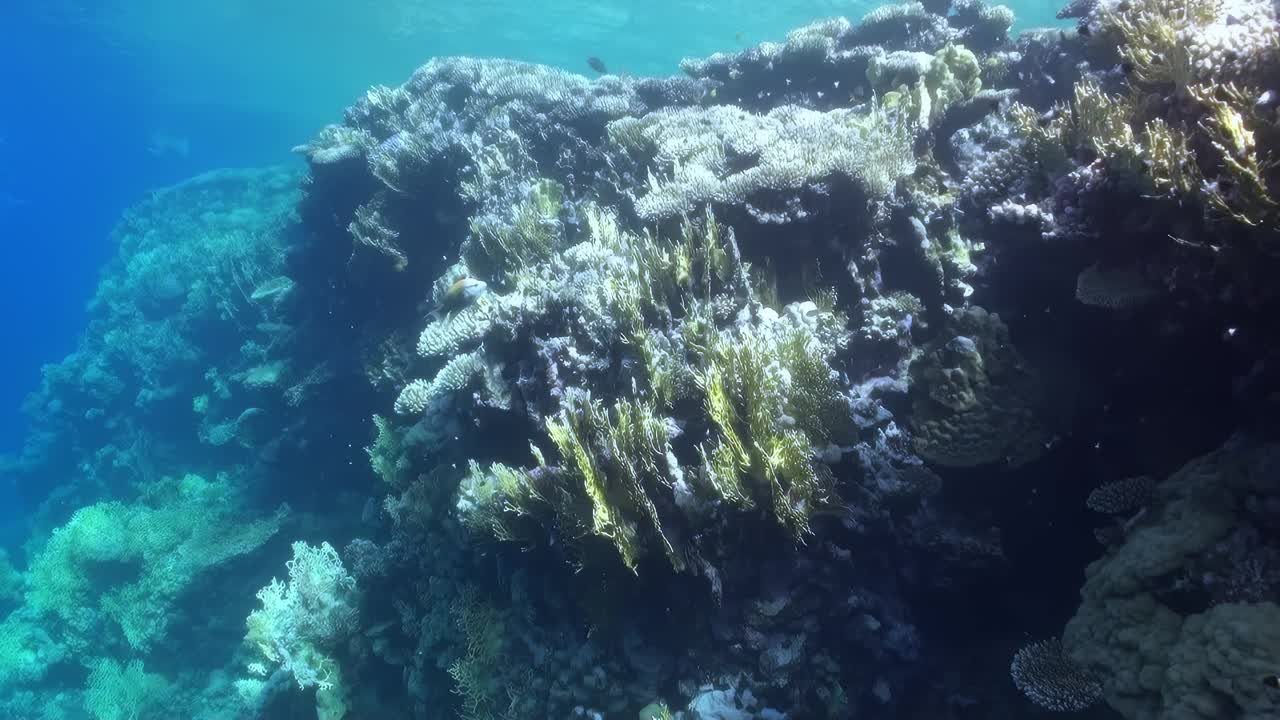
30,0 -> 1068,127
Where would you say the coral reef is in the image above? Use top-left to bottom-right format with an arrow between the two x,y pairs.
1031,438 -> 1280,720
4,0 -> 1280,718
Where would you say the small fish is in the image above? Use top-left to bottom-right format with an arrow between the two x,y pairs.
1077,23 -> 1092,37
734,31 -> 744,43
430,277 -> 488,321
587,56 -> 608,74
1264,675 -> 1280,689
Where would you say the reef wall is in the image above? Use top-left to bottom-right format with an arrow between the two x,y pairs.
2,0 -> 1278,719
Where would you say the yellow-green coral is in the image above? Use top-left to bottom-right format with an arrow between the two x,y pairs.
1067,80 -> 1137,163
457,460 -> 540,542
544,392 -> 680,571
464,180 -> 564,284
1009,75 -> 1279,229
27,473 -> 283,652
440,204 -> 848,572
1143,118 -> 1200,196
1187,83 -> 1278,227
699,325 -> 841,541
366,414 -> 412,488
1102,0 -> 1210,91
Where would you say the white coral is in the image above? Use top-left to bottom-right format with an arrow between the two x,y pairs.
612,102 -> 917,220
394,350 -> 485,415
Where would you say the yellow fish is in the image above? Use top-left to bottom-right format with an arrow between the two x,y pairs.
430,277 -> 487,321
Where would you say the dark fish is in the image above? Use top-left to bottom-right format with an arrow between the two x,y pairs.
587,57 -> 607,74
1264,675 -> 1280,689
1077,23 -> 1091,37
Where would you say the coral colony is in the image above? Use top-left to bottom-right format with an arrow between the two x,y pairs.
2,0 -> 1278,718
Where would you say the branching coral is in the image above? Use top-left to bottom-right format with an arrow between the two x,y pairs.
244,541 -> 359,718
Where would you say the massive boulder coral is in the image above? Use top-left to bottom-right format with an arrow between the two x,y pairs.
1020,438 -> 1280,719
907,306 -> 1047,467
